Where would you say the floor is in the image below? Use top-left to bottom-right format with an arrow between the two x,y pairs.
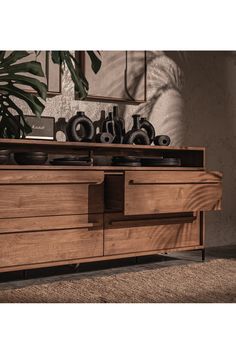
0,245 -> 235,290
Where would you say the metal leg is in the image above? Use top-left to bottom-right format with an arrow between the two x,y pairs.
202,249 -> 206,262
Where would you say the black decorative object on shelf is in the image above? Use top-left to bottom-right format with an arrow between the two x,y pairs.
112,106 -> 125,143
15,115 -> 55,140
154,135 -> 171,146
124,115 -> 150,145
14,152 -> 48,165
55,118 -> 68,142
141,157 -> 181,167
66,111 -> 95,142
50,156 -> 92,166
140,118 -> 155,143
0,150 -> 10,164
112,156 -> 141,167
95,132 -> 114,144
95,106 -> 124,144
54,108 -> 171,147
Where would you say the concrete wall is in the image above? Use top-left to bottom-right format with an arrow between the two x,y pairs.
18,51 -> 236,247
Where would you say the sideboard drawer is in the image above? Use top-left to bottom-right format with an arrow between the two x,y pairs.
124,171 -> 222,215
0,180 -> 104,218
0,170 -> 104,185
0,213 -> 102,234
0,214 -> 103,269
104,212 -> 200,256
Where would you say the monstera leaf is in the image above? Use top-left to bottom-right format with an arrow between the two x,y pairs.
0,51 -> 47,138
50,51 -> 101,99
0,51 -> 102,138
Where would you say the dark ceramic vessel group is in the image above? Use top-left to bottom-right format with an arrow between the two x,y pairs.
60,106 -> 171,147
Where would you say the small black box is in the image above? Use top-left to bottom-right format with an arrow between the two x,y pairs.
20,115 -> 55,140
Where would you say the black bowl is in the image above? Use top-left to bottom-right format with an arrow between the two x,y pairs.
0,150 -> 10,164
14,152 -> 48,165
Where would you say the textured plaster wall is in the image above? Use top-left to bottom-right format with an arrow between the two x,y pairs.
181,52 -> 236,247
19,51 -> 236,247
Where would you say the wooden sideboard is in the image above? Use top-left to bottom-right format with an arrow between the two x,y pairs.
0,139 -> 222,273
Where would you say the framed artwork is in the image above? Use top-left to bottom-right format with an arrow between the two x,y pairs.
7,51 -> 61,96
75,51 -> 146,104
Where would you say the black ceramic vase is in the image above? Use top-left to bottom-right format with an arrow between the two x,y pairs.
66,111 -> 95,142
124,115 -> 150,145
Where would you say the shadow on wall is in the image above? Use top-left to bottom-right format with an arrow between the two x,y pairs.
168,51 -> 236,247
122,51 -> 185,145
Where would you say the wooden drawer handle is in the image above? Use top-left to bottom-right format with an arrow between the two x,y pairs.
129,179 -> 156,185
129,180 -> 220,185
74,180 -> 103,185
110,216 -> 196,227
76,222 -> 101,228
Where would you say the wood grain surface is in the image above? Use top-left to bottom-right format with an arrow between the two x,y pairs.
104,212 -> 200,255
125,171 -> 222,215
0,183 -> 104,217
0,214 -> 103,268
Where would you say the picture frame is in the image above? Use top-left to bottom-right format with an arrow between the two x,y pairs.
75,51 -> 147,104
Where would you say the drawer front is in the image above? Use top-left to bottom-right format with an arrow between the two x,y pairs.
0,214 -> 101,234
0,214 -> 103,268
0,170 -> 104,185
124,171 -> 222,215
0,183 -> 103,218
104,213 -> 200,256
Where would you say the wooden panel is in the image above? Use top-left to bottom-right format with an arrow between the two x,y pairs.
126,170 -> 222,184
125,171 -> 222,215
0,165 -> 205,171
0,245 -> 204,273
104,212 -> 200,256
0,183 -> 104,218
0,170 -> 104,185
0,214 -> 103,268
0,214 -> 102,234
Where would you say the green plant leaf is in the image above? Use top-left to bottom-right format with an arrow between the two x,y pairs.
0,52 -> 5,62
0,51 -> 47,138
2,84 -> 45,116
51,51 -> 62,64
69,53 -> 89,90
0,51 -> 30,67
87,51 -> 102,73
4,95 -> 32,135
62,52 -> 87,99
0,61 -> 45,77
0,74 -> 47,100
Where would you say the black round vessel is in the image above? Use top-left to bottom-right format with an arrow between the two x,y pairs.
67,111 -> 95,142
14,152 -> 48,165
95,132 -> 114,144
154,135 -> 171,146
140,118 -> 155,143
112,156 -> 141,167
124,115 -> 150,145
0,150 -> 10,164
